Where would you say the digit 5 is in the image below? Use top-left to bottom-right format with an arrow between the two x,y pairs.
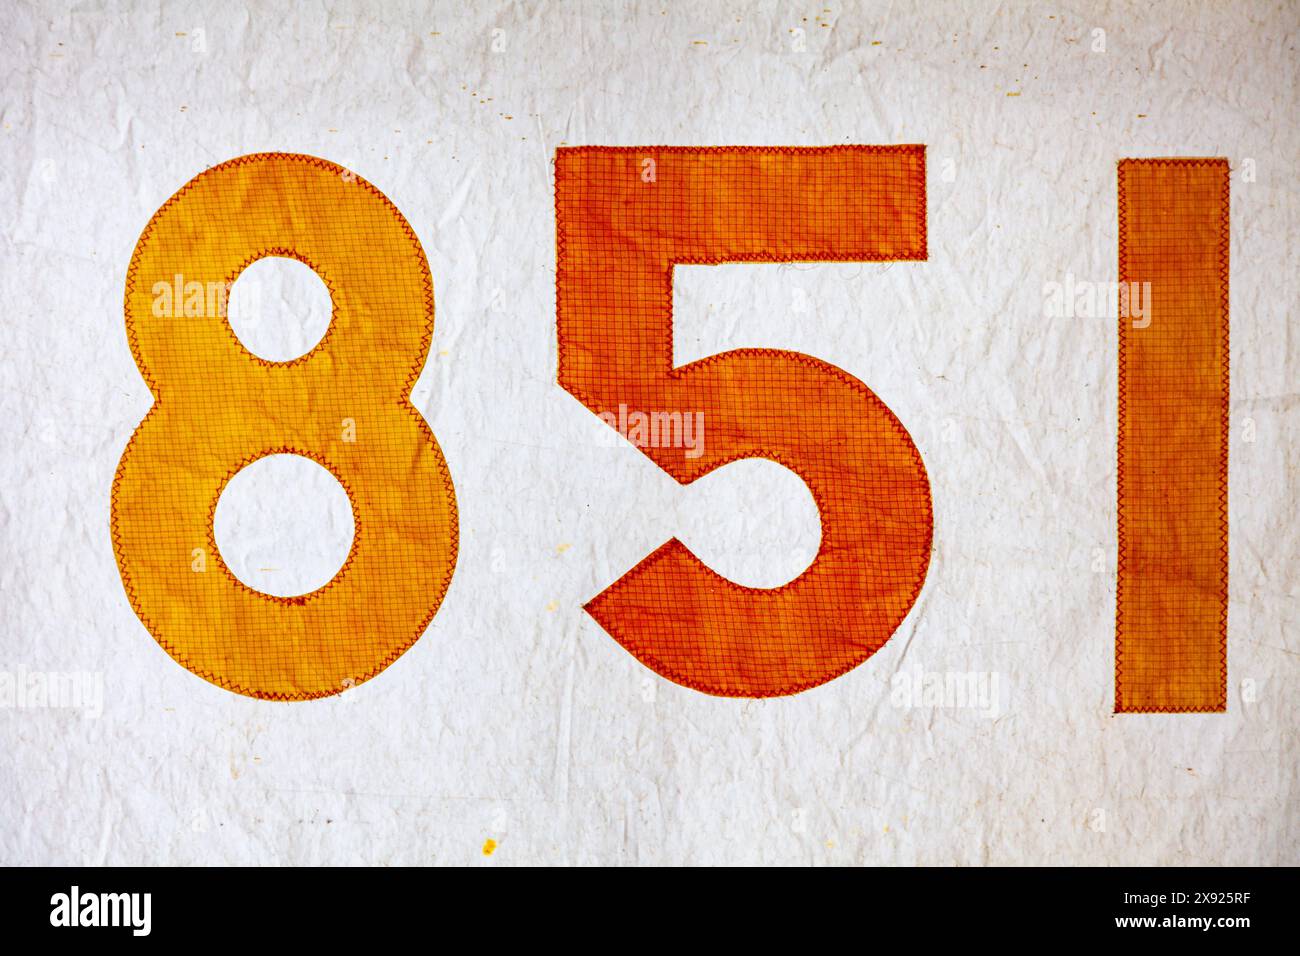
555,146 -> 933,697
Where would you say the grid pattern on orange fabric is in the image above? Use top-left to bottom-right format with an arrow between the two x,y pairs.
112,154 -> 458,700
1116,158 -> 1229,713
556,146 -> 932,697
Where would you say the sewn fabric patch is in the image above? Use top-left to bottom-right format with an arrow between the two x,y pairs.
1115,158 -> 1229,713
112,153 -> 458,701
556,146 -> 932,698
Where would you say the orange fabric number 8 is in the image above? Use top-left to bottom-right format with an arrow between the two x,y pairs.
112,153 -> 458,700
555,146 -> 933,697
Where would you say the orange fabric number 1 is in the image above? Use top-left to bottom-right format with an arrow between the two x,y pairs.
112,154 -> 458,700
555,146 -> 933,697
1116,158 -> 1229,712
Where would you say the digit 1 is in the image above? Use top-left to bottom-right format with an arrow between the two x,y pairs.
1116,158 -> 1229,712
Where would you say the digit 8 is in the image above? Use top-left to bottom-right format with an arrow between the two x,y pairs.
111,153 -> 458,700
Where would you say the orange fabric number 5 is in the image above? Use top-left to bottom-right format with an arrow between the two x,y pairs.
112,153 -> 458,700
555,146 -> 933,697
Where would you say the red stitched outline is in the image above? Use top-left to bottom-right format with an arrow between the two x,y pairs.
204,447 -> 363,605
111,152 -> 459,701
555,145 -> 933,697
217,247 -> 339,368
1114,157 -> 1229,714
